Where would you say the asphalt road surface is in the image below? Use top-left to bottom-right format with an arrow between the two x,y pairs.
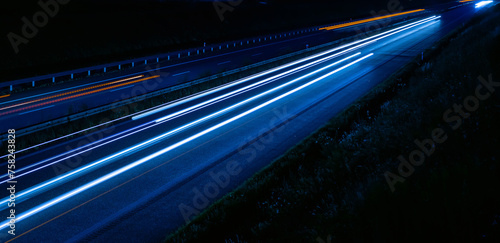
0,8 -> 427,131
0,2 -> 493,242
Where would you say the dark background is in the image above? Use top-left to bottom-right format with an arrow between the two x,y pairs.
0,0 -> 451,81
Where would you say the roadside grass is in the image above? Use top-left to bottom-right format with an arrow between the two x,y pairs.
165,4 -> 500,243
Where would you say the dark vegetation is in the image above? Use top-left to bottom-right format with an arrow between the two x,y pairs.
1,0 -> 451,81
165,4 -> 500,242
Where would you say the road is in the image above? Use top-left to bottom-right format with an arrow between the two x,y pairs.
0,1 -> 492,242
0,7 -> 427,131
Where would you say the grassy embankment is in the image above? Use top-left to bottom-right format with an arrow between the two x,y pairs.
165,4 -> 500,243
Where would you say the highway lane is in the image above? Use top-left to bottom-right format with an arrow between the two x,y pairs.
0,8 -> 431,131
0,2 -> 492,242
0,20 -> 418,162
0,16 -> 442,202
0,14 -> 438,240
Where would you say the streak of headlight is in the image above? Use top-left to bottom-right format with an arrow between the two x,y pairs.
0,16 -> 442,207
0,15 -> 441,210
0,53 -> 374,230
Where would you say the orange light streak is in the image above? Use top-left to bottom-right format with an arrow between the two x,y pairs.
319,9 -> 426,31
0,75 -> 144,111
0,75 -> 159,116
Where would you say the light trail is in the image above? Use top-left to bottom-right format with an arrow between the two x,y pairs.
0,46 -> 367,184
475,1 -> 493,8
0,53 -> 374,231
0,16 -> 441,189
319,9 -> 425,31
0,14 -> 443,231
133,16 -> 439,120
0,15 -> 441,213
0,52 -> 361,211
0,16 -> 440,159
6,46 -> 348,180
0,121 -> 155,185
137,44 -> 371,122
0,75 -> 144,112
0,75 -> 159,116
0,15 -> 442,186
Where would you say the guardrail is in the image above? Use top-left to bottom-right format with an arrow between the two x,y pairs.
0,9 -> 428,94
0,12 -> 434,141
0,26 -> 321,93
